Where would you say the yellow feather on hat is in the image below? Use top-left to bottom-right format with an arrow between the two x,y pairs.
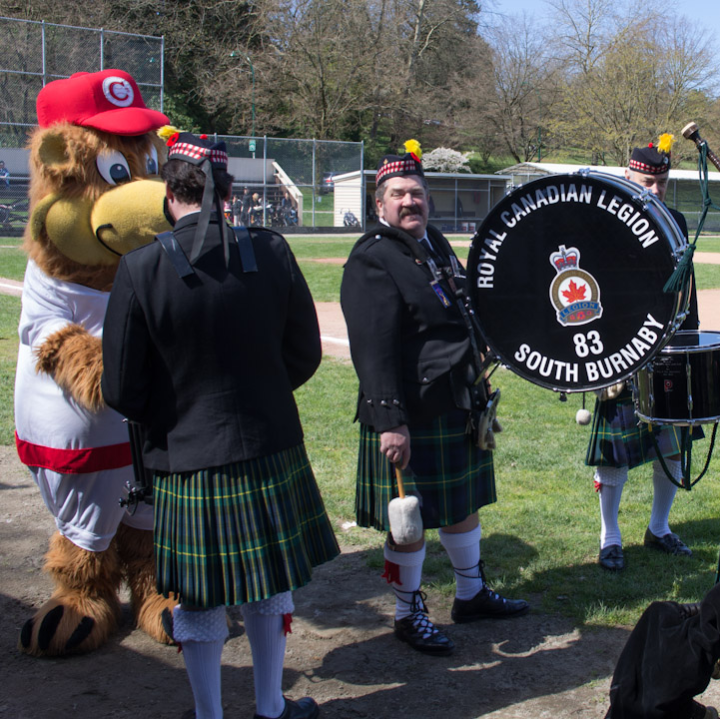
401,139 -> 422,161
658,133 -> 675,154
157,124 -> 182,140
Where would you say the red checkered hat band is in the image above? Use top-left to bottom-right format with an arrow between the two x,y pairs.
376,158 -> 421,185
628,158 -> 668,175
168,142 -> 228,166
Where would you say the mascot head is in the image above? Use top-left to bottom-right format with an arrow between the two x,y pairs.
26,69 -> 173,290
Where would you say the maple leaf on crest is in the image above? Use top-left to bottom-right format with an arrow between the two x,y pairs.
562,279 -> 587,303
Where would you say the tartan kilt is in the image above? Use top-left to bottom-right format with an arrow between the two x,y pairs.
153,443 -> 340,608
356,408 -> 496,531
586,390 -> 702,469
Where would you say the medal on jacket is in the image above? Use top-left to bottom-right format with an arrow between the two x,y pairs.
426,256 -> 453,307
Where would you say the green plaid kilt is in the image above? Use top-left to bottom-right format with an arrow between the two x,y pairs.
586,390 -> 702,469
356,409 -> 496,531
153,444 -> 340,608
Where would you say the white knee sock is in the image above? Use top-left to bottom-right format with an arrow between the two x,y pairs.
649,459 -> 681,538
384,542 -> 425,620
596,466 -> 628,549
439,525 -> 483,600
240,608 -> 287,719
173,605 -> 228,719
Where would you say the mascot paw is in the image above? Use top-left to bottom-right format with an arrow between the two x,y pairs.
114,524 -> 178,645
136,591 -> 180,645
18,591 -> 119,657
35,325 -> 104,411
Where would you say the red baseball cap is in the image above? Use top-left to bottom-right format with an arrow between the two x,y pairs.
36,69 -> 170,135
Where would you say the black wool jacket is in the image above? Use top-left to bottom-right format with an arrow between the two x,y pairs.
341,223 -> 479,432
101,213 -> 321,473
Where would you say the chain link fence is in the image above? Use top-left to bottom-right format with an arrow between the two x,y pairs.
0,16 -> 164,233
0,16 -> 365,234
220,136 -> 364,231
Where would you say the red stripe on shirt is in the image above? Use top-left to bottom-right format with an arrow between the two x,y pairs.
15,431 -> 132,474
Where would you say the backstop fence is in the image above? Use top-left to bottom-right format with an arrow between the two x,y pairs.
0,15 -> 366,234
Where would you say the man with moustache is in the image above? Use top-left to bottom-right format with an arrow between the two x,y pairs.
341,142 -> 528,657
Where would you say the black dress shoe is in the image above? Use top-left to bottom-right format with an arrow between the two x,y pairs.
394,611 -> 455,656
451,585 -> 529,623
255,696 -> 320,719
644,528 -> 692,556
689,700 -> 719,719
599,544 -> 624,570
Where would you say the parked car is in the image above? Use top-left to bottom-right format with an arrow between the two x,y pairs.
320,172 -> 336,194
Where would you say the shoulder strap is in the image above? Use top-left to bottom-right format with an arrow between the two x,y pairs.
233,225 -> 258,273
156,227 -> 259,278
155,231 -> 195,278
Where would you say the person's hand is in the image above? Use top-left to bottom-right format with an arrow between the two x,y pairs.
380,425 -> 411,469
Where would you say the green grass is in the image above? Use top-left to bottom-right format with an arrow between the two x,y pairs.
4,231 -> 720,630
0,293 -> 20,444
0,234 -> 26,281
695,237 -> 720,252
296,360 -> 720,628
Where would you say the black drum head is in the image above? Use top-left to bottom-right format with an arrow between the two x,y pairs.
468,173 -> 684,392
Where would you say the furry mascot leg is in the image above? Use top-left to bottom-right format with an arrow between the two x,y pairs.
114,523 -> 177,644
19,531 -> 122,656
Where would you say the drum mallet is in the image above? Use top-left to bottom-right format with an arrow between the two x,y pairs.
388,466 -> 423,545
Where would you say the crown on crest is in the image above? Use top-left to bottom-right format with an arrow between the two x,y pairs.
550,245 -> 579,272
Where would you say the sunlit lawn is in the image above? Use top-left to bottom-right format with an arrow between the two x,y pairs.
4,230 -> 720,630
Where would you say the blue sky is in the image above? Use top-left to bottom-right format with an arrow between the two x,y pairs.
486,0 -> 720,51
481,0 -> 720,92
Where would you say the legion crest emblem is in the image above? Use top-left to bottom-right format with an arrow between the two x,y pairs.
549,245 -> 602,326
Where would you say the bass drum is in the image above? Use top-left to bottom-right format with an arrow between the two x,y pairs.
635,330 -> 720,425
467,171 -> 689,392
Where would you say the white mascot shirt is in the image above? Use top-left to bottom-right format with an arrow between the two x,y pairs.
14,260 -> 152,551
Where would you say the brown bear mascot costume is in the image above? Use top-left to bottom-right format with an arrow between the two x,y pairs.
14,69 -> 178,656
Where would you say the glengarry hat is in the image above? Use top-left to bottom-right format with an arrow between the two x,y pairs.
629,133 -> 675,175
161,129 -> 231,265
165,131 -> 228,169
376,139 -> 424,186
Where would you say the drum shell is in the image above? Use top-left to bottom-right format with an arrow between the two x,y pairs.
635,330 -> 720,425
467,171 -> 688,392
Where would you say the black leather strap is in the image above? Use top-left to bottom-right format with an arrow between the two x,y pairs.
156,231 -> 195,278
234,225 -> 258,273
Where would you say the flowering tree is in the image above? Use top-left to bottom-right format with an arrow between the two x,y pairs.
422,147 -> 472,173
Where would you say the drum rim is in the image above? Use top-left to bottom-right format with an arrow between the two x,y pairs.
659,329 -> 720,353
634,410 -> 719,426
467,170 -> 687,392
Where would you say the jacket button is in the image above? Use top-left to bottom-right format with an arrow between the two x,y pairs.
422,377 -> 429,383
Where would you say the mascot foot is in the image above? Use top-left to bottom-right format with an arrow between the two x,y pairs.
19,531 -> 122,657
19,591 -> 120,657
115,523 -> 178,644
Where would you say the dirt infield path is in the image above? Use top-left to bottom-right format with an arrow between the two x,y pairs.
4,254 -> 720,717
0,446 -> 651,718
4,444 -> 720,718
5,250 -> 720,361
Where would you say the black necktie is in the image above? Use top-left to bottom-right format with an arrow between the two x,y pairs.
420,237 -> 442,264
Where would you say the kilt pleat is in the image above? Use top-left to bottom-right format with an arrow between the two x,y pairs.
356,409 -> 496,530
586,391 -> 701,469
153,444 -> 339,608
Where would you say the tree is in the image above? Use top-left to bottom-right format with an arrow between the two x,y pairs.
547,0 -> 718,165
479,12 -> 561,163
422,146 -> 471,172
